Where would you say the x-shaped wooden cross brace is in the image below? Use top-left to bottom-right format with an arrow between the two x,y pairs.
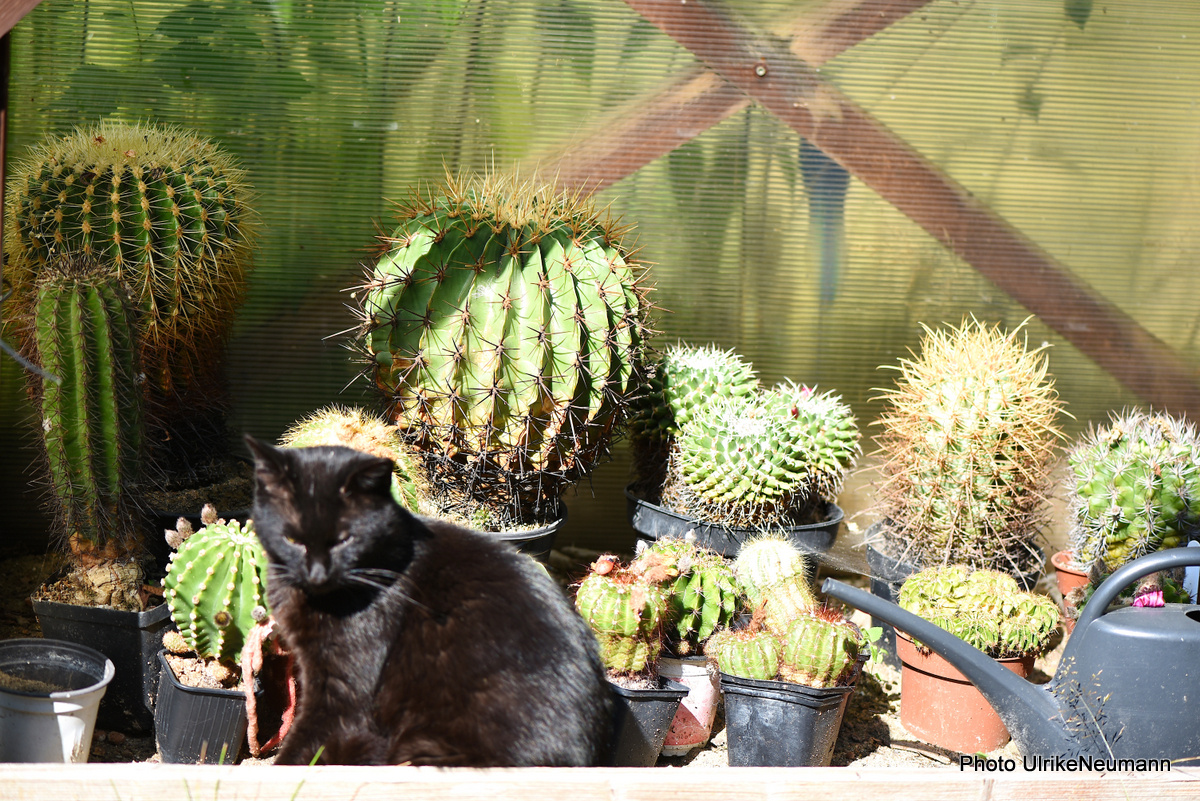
539,0 -> 1200,417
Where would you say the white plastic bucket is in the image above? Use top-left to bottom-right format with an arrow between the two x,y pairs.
0,638 -> 116,762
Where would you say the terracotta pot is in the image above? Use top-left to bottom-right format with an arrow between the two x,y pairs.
895,632 -> 1034,753
658,656 -> 720,757
1051,550 -> 1090,633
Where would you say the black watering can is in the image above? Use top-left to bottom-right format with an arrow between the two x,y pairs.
824,547 -> 1200,764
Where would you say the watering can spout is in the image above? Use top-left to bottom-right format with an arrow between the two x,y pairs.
822,578 -> 1081,758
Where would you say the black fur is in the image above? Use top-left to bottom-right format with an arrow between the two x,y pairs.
245,436 -> 612,766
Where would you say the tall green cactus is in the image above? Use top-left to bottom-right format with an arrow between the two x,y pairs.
874,318 -> 1064,573
575,562 -> 668,675
1067,409 -> 1200,572
6,121 -> 255,453
280,405 -> 428,514
352,171 -> 650,525
663,382 -> 859,529
732,535 -> 818,631
162,517 -> 269,663
34,258 -> 144,556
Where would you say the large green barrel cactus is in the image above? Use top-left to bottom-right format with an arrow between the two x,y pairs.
663,382 -> 859,529
704,628 -> 782,681
163,518 -> 269,663
6,122 -> 255,431
778,613 -> 863,688
575,564 -> 668,675
352,172 -> 650,524
34,258 -> 144,556
631,539 -> 741,655
628,344 -> 759,445
874,318 -> 1064,573
1067,409 -> 1200,572
280,405 -> 428,514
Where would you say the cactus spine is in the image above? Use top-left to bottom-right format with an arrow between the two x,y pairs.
163,517 -> 269,663
280,405 -> 428,514
575,562 -> 668,675
352,171 -> 650,526
6,122 -> 255,450
34,258 -> 144,555
1067,409 -> 1200,572
874,318 -> 1064,573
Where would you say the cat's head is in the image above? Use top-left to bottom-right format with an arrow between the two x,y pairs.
245,436 -> 417,596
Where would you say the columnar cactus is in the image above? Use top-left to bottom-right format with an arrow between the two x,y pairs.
6,122 -> 255,418
631,539 -> 740,655
874,318 -> 1065,573
778,613 -> 863,688
575,561 -> 669,675
162,517 -> 269,663
280,405 -> 428,514
898,564 -> 1059,659
732,535 -> 817,627
704,628 -> 782,682
34,258 -> 144,556
663,382 -> 860,529
351,171 -> 650,525
1066,409 -> 1200,572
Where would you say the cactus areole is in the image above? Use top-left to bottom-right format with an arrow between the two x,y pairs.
353,172 -> 650,521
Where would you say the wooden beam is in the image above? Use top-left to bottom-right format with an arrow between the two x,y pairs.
622,0 -> 1200,419
538,0 -> 933,193
0,764 -> 1198,801
0,0 -> 42,39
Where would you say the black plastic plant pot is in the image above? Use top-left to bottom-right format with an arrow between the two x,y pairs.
154,651 -> 250,764
32,599 -> 172,734
720,671 -> 854,767
488,505 -> 567,564
607,677 -> 689,767
625,486 -> 841,559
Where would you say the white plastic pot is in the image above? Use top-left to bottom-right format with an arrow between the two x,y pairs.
658,655 -> 721,757
0,638 -> 116,762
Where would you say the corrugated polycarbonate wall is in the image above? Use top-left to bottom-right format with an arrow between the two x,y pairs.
4,0 -> 1200,556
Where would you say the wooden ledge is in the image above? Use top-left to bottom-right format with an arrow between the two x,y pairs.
1,764 -> 1199,800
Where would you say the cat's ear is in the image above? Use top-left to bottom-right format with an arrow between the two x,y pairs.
344,455 -> 395,498
245,434 -> 293,499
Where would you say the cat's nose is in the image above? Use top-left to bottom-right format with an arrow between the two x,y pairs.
306,560 -> 330,587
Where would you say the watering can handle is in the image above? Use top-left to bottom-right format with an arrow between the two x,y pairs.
1073,547 -> 1200,634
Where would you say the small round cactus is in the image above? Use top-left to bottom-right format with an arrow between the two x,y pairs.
575,561 -> 669,675
778,612 -> 863,688
874,318 -> 1065,573
631,539 -> 741,655
162,516 -> 269,663
279,405 -> 428,514
663,382 -> 859,529
704,628 -> 782,682
1066,409 -> 1200,572
899,564 -> 1059,659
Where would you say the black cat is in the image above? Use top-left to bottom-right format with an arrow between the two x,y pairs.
245,436 -> 612,766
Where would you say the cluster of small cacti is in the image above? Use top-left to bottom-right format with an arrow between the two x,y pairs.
1066,409 -> 1200,573
279,405 -> 428,514
873,318 -> 1065,573
630,343 -> 860,530
350,171 -> 650,526
162,507 -> 270,663
574,555 -> 669,675
630,539 -> 740,655
33,257 -> 144,556
898,564 -> 1060,659
705,609 -> 863,689
6,122 -> 256,420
